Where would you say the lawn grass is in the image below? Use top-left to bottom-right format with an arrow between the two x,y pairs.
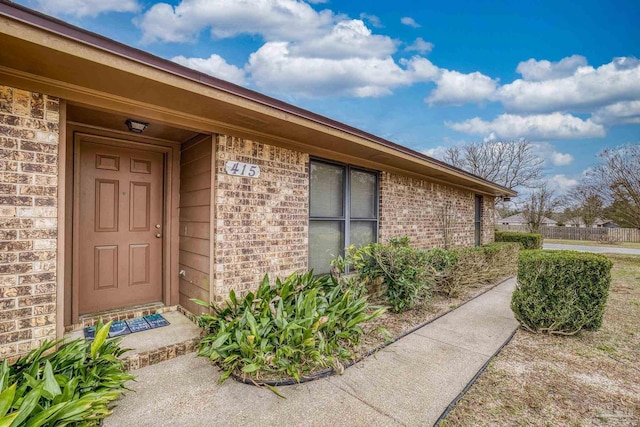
440,253 -> 640,426
545,238 -> 640,250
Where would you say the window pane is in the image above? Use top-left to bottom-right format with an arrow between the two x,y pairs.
350,169 -> 376,218
309,221 -> 344,274
310,161 -> 344,217
350,221 -> 376,248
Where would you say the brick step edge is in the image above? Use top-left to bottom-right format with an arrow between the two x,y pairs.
120,337 -> 200,371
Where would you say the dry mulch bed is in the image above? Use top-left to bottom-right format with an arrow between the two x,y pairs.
440,254 -> 640,426
354,278 -> 510,361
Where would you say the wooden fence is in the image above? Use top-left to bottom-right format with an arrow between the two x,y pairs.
496,225 -> 640,243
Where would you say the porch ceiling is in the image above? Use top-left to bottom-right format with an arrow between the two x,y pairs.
0,3 -> 516,197
66,104 -> 200,143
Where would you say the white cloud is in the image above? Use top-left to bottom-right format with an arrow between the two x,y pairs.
359,13 -> 383,28
421,145 -> 449,159
483,132 -> 498,142
171,54 -> 247,85
402,57 -> 440,81
247,42 -> 431,97
137,0 -> 334,43
406,37 -> 434,54
516,55 -> 587,81
530,142 -> 574,167
33,0 -> 139,17
240,16 -> 438,98
591,100 -> 640,125
551,152 -> 574,166
548,174 -> 579,193
446,113 -> 606,140
427,70 -> 498,106
400,17 -> 421,28
290,20 -> 397,59
497,56 -> 640,113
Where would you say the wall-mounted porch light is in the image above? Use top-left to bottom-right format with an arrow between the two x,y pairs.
125,119 -> 149,133
501,196 -> 512,202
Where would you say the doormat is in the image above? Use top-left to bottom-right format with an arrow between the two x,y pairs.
83,313 -> 170,341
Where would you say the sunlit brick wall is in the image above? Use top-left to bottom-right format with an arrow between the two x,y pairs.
212,135 -> 308,301
379,171 -> 495,249
0,85 -> 59,360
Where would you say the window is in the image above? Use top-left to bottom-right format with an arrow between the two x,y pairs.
309,159 -> 378,273
474,194 -> 483,246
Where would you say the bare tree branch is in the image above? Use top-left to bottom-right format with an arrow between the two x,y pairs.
583,144 -> 640,229
521,184 -> 560,232
442,139 -> 544,194
564,185 -> 603,228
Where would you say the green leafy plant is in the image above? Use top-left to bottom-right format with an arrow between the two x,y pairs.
348,238 -> 433,312
194,271 -> 384,383
511,250 -> 613,335
0,322 -> 133,427
495,230 -> 543,249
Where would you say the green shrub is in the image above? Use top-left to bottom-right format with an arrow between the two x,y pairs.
511,250 -> 613,334
495,230 -> 543,249
194,271 -> 384,383
428,243 -> 520,297
0,322 -> 133,427
347,239 -> 519,304
348,238 -> 432,312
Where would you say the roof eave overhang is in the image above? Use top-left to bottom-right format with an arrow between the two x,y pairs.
0,2 -> 516,198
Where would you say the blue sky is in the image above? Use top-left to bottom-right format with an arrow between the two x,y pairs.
17,0 -> 640,195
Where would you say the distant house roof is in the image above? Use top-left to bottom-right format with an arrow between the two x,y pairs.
565,217 -> 619,227
500,213 -> 557,226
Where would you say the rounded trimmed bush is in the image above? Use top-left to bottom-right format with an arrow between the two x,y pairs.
511,250 -> 612,334
495,231 -> 542,249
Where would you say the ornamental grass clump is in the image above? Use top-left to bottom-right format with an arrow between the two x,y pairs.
455,243 -> 519,290
0,322 -> 133,427
511,250 -> 613,335
194,271 -> 384,384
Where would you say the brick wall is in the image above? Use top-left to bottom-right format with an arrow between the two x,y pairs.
379,172 -> 495,249
0,85 -> 59,360
482,195 -> 496,244
213,135 -> 308,301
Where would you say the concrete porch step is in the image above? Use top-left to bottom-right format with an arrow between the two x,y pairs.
65,311 -> 202,370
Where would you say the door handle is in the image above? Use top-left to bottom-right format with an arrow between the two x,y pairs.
155,233 -> 161,238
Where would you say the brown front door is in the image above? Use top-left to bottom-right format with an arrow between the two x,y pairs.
76,137 -> 164,314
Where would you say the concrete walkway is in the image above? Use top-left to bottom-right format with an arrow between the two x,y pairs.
544,243 -> 640,255
105,278 -> 519,427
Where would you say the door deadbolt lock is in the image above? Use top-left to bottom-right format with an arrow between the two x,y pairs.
155,224 -> 161,229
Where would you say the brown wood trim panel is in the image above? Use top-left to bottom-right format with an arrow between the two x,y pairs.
178,134 -> 213,315
56,100 -> 66,340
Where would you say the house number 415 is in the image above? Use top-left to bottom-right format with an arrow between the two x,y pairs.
225,161 -> 260,178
